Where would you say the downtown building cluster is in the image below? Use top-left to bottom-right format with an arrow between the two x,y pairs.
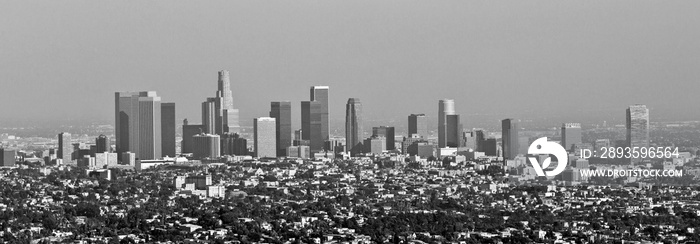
32,68 -> 652,170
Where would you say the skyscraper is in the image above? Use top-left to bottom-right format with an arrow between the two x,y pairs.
201,70 -> 240,136
114,91 -> 163,160
446,114 -> 462,147
192,134 -> 220,159
438,99 -> 456,148
254,117 -> 277,158
474,129 -> 486,151
161,102 -> 176,157
218,70 -> 240,134
96,134 -> 109,153
0,148 -> 16,167
137,94 -> 162,160
270,102 -> 292,157
345,98 -> 363,156
372,126 -> 395,151
181,119 -> 203,154
218,70 -> 234,113
58,132 -> 72,163
115,92 -> 133,154
626,104 -> 649,164
408,114 -> 428,138
221,133 -> 248,156
502,118 -> 520,160
201,98 -> 217,134
310,86 -> 329,150
462,131 -> 477,150
561,123 -> 582,151
301,100 -> 323,151
364,136 -> 386,155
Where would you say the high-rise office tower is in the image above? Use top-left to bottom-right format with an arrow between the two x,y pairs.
310,86 -> 330,150
474,129 -> 486,151
438,99 -> 456,148
345,98 -> 363,156
301,100 -> 323,151
221,133 -> 248,156
114,91 -> 163,160
408,114 -> 428,138
192,134 -> 220,159
270,102 -> 292,157
626,104 -> 649,164
96,134 -> 109,153
58,132 -> 72,163
482,138 -> 499,156
364,136 -> 386,155
446,114 -> 462,147
372,126 -> 395,151
0,148 -> 16,167
223,108 -> 241,134
201,98 -> 217,134
181,119 -> 203,154
200,70 -> 240,136
137,94 -> 162,160
218,70 -> 234,114
218,70 -> 240,134
161,102 -> 176,157
501,118 -> 520,160
561,123 -> 582,151
254,117 -> 277,158
115,92 -> 133,154
462,131 -> 477,150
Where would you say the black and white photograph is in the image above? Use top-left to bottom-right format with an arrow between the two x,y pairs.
1,1 -> 700,243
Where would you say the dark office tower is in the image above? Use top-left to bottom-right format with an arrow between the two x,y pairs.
58,132 -> 72,163
626,104 -> 649,164
161,103 -> 176,157
310,86 -> 330,149
182,119 -> 203,154
345,98 -> 363,156
221,133 -> 248,156
446,114 -> 462,147
561,123 -> 582,151
438,99 -> 456,148
482,138 -> 498,156
192,134 -> 220,159
115,92 -> 134,154
474,129 -> 486,151
0,149 -> 16,167
372,126 -> 395,151
301,100 -> 323,151
115,91 -> 163,160
408,114 -> 428,138
270,102 -> 292,157
201,98 -> 217,134
96,134 -> 109,153
501,118 -> 520,160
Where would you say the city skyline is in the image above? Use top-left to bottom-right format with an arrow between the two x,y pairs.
2,2 -> 700,243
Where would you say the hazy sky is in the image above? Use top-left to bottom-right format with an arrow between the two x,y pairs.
1,1 -> 699,130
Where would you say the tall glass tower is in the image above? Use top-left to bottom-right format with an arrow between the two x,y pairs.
626,104 -> 649,164
438,99 -> 455,148
345,98 -> 363,156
